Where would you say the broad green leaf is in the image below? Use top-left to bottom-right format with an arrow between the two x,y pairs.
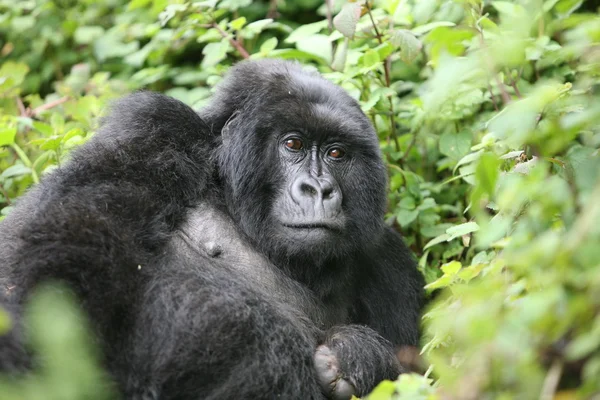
245,19 -> 274,34
454,150 -> 483,173
441,260 -> 462,275
260,37 -> 278,54
457,264 -> 484,282
361,49 -> 380,69
74,26 -> 105,45
201,40 -> 230,68
0,127 -> 17,147
475,153 -> 500,197
367,380 -> 396,399
0,61 -> 29,91
390,30 -> 422,63
1,164 -> 31,179
439,131 -> 472,161
399,196 -> 416,210
446,222 -> 480,241
229,17 -> 247,31
286,20 -> 328,44
411,21 -> 456,35
424,274 -> 453,290
219,0 -> 252,11
333,2 -> 362,38
424,233 -> 450,250
331,38 -> 349,72
296,35 -> 332,63
396,209 -> 419,227
554,0 -> 583,17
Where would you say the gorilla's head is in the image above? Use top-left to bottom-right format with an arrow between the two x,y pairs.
205,60 -> 387,265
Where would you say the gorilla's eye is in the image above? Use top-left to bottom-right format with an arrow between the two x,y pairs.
284,138 -> 304,151
328,148 -> 345,159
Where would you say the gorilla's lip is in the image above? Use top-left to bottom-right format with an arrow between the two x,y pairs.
281,222 -> 342,232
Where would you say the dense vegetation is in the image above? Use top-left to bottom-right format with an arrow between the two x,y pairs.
1,0 -> 599,398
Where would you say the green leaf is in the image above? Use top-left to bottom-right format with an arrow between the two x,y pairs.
390,30 -> 422,63
396,209 -> 419,227
367,380 -> 396,400
286,20 -> 328,44
361,49 -> 380,69
94,29 -> 139,62
0,61 -> 29,92
454,150 -> 483,173
229,17 -> 247,31
424,233 -> 450,250
439,131 -> 472,161
245,19 -> 274,34
475,152 -> 500,197
411,21 -> 456,35
1,164 -> 32,179
260,37 -> 278,54
296,35 -> 332,63
441,260 -> 462,275
219,0 -> 252,11
331,38 -> 349,72
201,40 -> 230,68
333,2 -> 362,38
0,127 -> 17,147
399,196 -> 416,210
457,264 -> 484,282
446,222 -> 480,240
424,274 -> 453,290
74,26 -> 105,45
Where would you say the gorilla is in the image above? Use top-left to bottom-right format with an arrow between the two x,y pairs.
0,59 -> 424,399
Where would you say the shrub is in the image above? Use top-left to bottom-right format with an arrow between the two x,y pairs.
1,0 -> 599,398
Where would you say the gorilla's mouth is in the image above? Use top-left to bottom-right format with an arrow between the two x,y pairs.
282,222 -> 342,232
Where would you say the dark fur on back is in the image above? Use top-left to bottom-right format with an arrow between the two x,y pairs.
0,60 -> 424,399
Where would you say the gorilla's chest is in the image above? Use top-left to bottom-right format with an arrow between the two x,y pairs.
170,202 -> 350,328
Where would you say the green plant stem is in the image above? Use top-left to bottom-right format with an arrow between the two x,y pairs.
212,22 -> 250,59
365,1 -> 400,153
11,143 -> 39,184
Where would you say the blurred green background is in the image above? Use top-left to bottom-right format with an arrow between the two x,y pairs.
0,0 -> 599,398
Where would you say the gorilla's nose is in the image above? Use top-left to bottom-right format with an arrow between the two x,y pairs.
291,174 -> 342,214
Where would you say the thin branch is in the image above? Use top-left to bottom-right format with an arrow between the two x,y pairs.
31,96 -> 69,116
366,2 -> 383,45
509,80 -> 522,98
212,22 -> 250,59
365,1 -> 400,152
15,97 -> 27,116
509,69 -> 523,98
0,184 -> 11,205
325,0 -> 334,32
475,6 -> 510,105
401,130 -> 418,159
538,358 -> 563,400
267,0 -> 279,19
487,81 -> 499,111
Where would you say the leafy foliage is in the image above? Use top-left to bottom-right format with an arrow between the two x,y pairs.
1,0 -> 599,398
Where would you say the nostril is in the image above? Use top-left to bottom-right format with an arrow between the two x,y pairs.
322,186 -> 334,199
300,183 -> 318,197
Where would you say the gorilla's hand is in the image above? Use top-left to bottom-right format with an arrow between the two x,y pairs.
314,325 -> 403,400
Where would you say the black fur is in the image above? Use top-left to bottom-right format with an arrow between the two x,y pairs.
0,60 -> 424,399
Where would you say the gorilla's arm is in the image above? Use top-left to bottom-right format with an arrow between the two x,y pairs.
353,227 -> 424,347
314,229 -> 423,399
0,92 -> 212,352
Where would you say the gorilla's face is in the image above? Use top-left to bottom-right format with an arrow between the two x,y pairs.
214,61 -> 387,263
273,130 -> 347,243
